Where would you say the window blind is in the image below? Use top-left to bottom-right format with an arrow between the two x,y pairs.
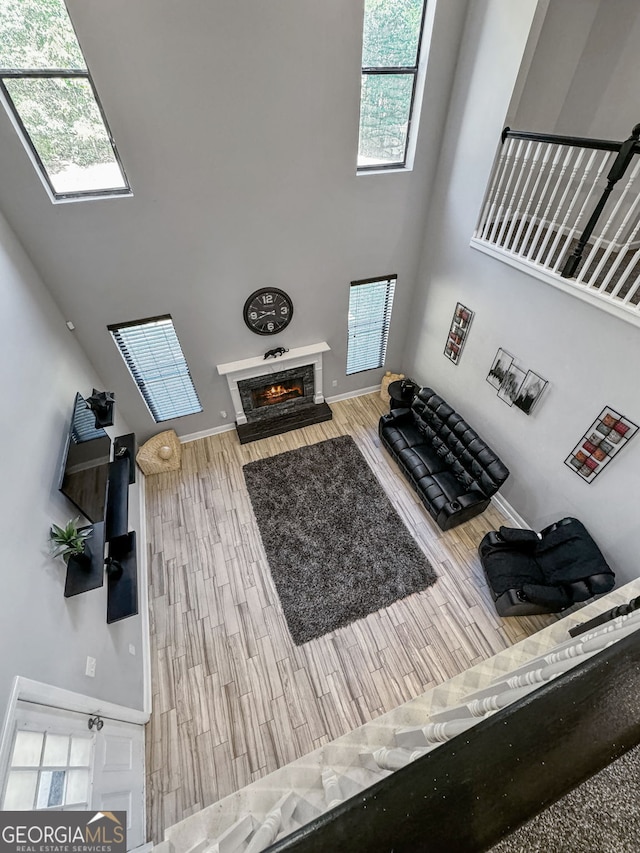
346,276 -> 396,375
108,315 -> 202,423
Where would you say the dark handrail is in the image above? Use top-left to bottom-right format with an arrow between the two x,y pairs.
502,126 -> 626,153
266,626 -> 640,853
569,594 -> 640,637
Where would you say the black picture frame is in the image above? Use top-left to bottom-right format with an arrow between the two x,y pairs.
486,348 -> 513,389
513,370 -> 548,415
564,406 -> 639,483
443,302 -> 474,365
497,364 -> 526,407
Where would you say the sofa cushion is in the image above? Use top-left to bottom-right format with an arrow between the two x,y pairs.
412,444 -> 448,475
430,470 -> 467,503
380,421 -> 424,454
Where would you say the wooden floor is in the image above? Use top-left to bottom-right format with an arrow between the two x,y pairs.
144,394 -> 555,842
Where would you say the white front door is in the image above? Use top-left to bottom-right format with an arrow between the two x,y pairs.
0,701 -> 145,850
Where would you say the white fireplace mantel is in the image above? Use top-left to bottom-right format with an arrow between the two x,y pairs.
217,342 -> 330,424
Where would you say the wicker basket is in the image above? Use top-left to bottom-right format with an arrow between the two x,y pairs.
379,371 -> 404,403
136,429 -> 182,475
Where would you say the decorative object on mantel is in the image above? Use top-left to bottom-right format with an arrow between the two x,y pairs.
243,435 -> 436,644
136,428 -> 182,475
565,406 -> 638,482
264,346 -> 289,360
487,348 -> 548,414
85,388 -> 115,428
243,288 -> 294,335
50,518 -> 92,567
443,302 -> 474,364
379,370 -> 404,403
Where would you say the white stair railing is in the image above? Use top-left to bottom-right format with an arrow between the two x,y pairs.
473,124 -> 640,322
160,595 -> 640,853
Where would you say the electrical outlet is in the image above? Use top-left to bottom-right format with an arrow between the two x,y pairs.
332,380 -> 338,387
220,410 -> 227,419
85,656 -> 96,678
128,644 -> 136,656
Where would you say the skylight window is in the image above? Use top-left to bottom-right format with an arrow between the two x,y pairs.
109,316 -> 202,423
0,0 -> 130,200
358,0 -> 428,171
346,276 -> 396,374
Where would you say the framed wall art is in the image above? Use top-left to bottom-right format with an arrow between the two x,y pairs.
497,363 -> 526,406
486,348 -> 513,390
513,370 -> 548,415
444,302 -> 474,365
564,406 -> 638,482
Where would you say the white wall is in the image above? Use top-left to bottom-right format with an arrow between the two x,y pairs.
0,0 -> 468,442
514,0 -> 640,140
0,210 -> 145,714
404,0 -> 640,584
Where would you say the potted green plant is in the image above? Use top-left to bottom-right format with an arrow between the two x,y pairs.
50,518 -> 92,568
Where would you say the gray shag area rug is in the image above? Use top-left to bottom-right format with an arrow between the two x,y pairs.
489,742 -> 640,853
243,435 -> 437,645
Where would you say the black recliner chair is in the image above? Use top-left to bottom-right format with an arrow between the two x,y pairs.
479,517 -> 615,616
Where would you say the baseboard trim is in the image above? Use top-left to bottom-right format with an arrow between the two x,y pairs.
326,386 -> 380,404
490,493 -> 530,529
137,472 -> 152,717
179,423 -> 236,443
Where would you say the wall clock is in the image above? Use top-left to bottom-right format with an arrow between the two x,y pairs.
243,288 -> 294,335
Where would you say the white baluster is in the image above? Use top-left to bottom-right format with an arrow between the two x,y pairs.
502,141 -> 543,251
511,141 -> 555,254
486,139 -> 526,244
588,165 -> 640,290
477,138 -> 516,240
494,140 -> 532,247
550,149 -> 608,271
533,146 -> 586,265
531,145 -> 576,264
361,746 -> 433,772
517,144 -> 563,259
321,767 -> 344,810
245,792 -> 297,853
480,138 -> 517,242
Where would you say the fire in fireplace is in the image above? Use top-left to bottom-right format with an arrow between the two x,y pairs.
251,378 -> 304,409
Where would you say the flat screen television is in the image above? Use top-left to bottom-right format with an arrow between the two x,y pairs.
59,393 -> 112,523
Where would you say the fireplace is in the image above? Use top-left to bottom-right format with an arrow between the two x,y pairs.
216,342 -> 333,442
251,378 -> 304,409
237,364 -> 315,423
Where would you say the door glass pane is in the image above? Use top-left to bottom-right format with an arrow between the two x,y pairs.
43,734 -> 69,767
11,731 -> 43,767
3,770 -> 38,809
3,77 -> 127,195
37,770 -> 66,808
65,769 -> 89,805
362,0 -> 424,67
69,736 -> 92,767
358,73 -> 413,167
0,0 -> 86,70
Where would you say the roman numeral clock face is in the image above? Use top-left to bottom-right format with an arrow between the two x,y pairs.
243,288 -> 294,335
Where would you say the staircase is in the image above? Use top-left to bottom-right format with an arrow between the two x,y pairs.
154,577 -> 640,853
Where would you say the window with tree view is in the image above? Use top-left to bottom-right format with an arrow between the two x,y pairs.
0,0 -> 130,200
358,0 -> 427,171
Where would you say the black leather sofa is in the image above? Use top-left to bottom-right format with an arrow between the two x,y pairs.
379,387 -> 510,531
478,517 -> 615,616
